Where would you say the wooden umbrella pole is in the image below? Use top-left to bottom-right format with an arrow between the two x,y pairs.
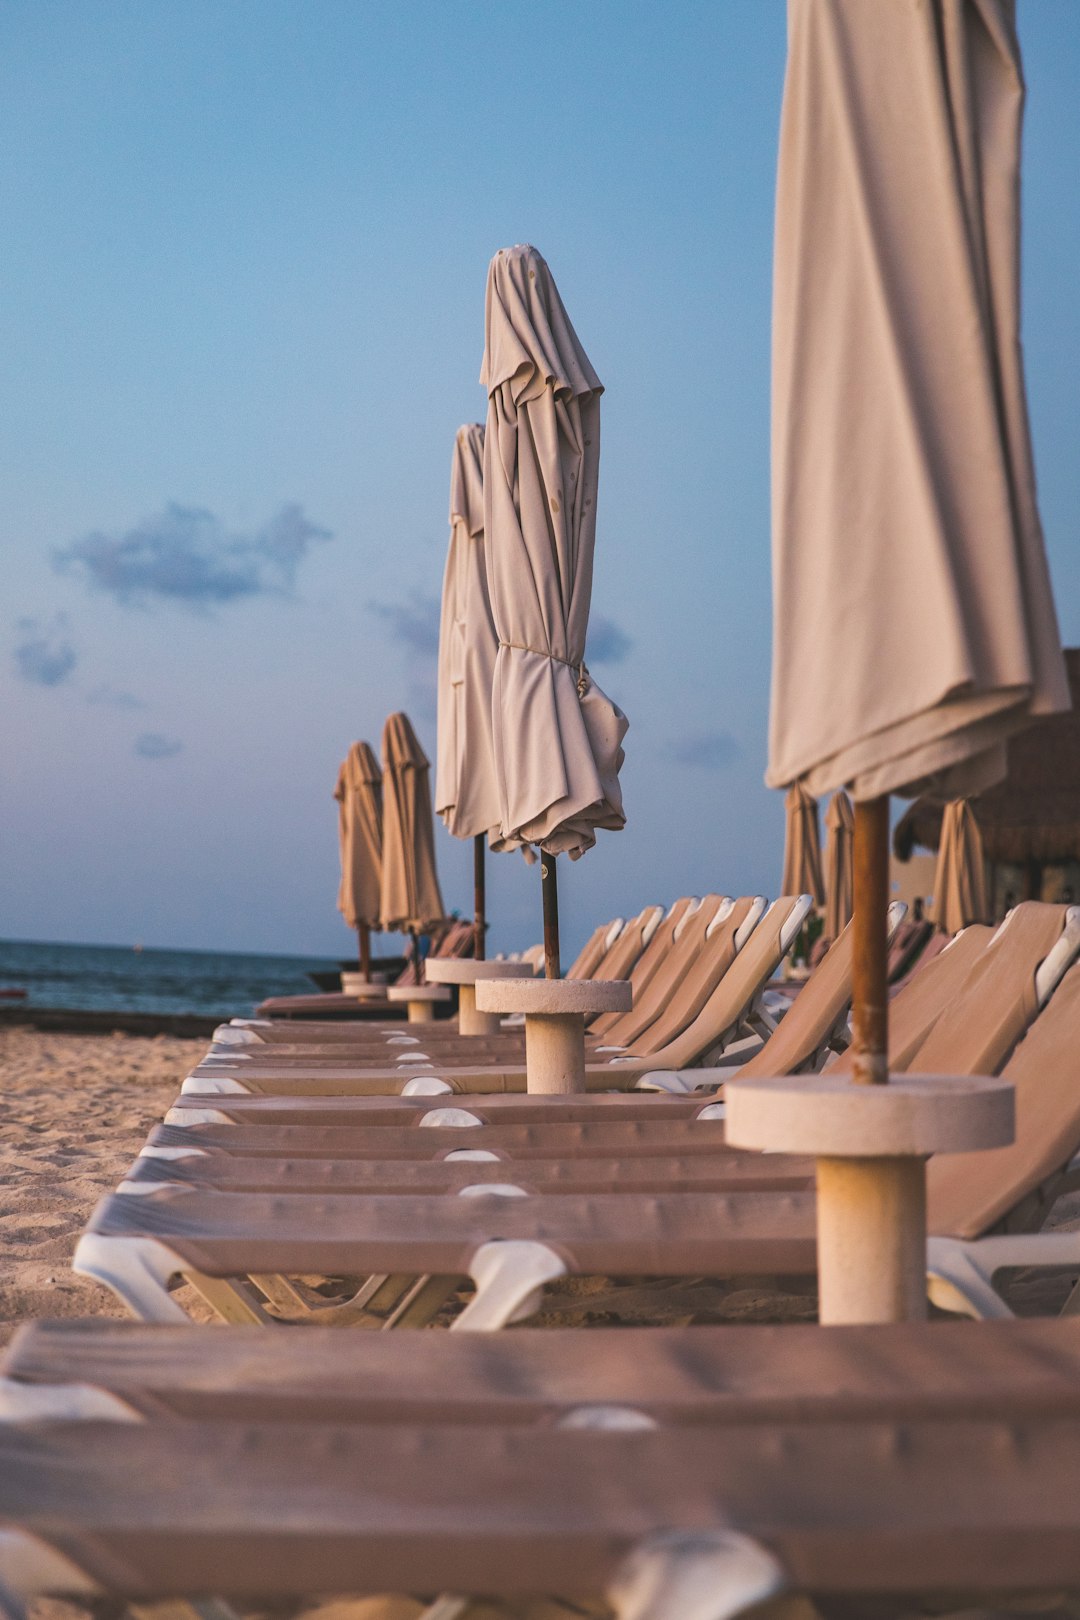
410,928 -> 424,986
851,794 -> 890,1085
473,834 -> 486,962
541,849 -> 561,980
358,924 -> 371,981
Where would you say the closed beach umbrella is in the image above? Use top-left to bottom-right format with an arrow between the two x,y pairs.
333,741 -> 382,975
379,712 -> 446,952
823,790 -> 854,942
768,0 -> 1067,807
932,799 -> 989,934
481,244 -> 628,862
435,423 -> 499,959
781,782 -> 824,905
481,243 -> 627,976
747,0 -> 1069,1326
435,423 -> 499,843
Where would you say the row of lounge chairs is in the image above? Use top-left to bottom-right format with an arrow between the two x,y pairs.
6,896 -> 1080,1617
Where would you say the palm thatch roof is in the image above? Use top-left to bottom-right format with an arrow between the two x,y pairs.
894,649 -> 1080,865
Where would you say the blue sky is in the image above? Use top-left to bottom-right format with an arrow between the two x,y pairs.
3,0 -> 1079,962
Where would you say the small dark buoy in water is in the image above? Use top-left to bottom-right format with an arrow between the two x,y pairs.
133,942 -> 144,953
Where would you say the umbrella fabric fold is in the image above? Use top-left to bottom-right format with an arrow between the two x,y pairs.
823,790 -> 855,942
435,423 -> 501,843
379,713 -> 446,934
781,782 -> 824,905
767,0 -> 1068,803
481,243 -> 628,859
333,742 -> 382,932
932,800 -> 990,934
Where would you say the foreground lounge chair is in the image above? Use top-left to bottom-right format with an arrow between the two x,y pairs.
4,1320 -> 1080,1618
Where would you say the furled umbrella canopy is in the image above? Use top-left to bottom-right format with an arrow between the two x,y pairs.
333,741 -> 382,931
932,799 -> 989,934
481,243 -> 628,858
379,712 -> 446,935
435,423 -> 501,842
781,782 -> 824,905
823,791 -> 854,942
767,0 -> 1068,805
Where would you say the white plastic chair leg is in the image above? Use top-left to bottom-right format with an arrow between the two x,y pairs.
609,1529 -> 789,1620
453,1240 -> 568,1331
72,1233 -> 189,1322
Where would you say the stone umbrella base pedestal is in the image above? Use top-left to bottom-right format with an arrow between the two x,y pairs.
725,1072 -> 1014,1324
475,977 -> 632,1094
386,984 -> 452,1024
425,959 -> 534,1036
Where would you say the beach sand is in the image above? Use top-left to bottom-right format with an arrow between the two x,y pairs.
0,1024 -> 206,1343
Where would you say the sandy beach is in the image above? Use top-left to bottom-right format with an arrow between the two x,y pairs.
0,1026 -> 205,1343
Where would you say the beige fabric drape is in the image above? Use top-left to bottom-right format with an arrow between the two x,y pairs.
768,0 -> 1068,803
782,782 -> 824,905
379,712 -> 446,934
481,244 -> 628,858
823,791 -> 855,941
932,800 -> 990,934
333,741 -> 382,932
435,423 -> 501,843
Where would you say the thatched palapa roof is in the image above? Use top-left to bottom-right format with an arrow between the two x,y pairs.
894,649 -> 1080,866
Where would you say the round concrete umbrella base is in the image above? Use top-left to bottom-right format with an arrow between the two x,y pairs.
340,974 -> 388,1000
725,1073 -> 1014,1325
425,960 -> 534,1036
385,984 -> 452,1024
476,978 -> 633,1094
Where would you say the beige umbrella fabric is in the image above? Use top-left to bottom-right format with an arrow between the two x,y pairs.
823,790 -> 855,942
767,0 -> 1068,804
435,423 -> 501,843
333,742 -> 382,932
480,243 -> 628,858
781,782 -> 824,905
379,712 -> 446,934
932,799 -> 989,934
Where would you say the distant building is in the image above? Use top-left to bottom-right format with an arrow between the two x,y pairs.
893,648 -> 1080,920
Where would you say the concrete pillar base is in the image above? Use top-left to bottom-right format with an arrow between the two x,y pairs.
724,1073 -> 1015,1325
475,977 -> 633,1095
425,959 -> 533,1037
386,985 -> 451,1025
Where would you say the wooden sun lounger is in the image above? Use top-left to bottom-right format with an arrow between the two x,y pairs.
7,1314 -> 1080,1427
180,897 -> 816,1095
197,895 -> 763,1068
74,949 -> 1080,1326
3,1409 -> 1080,1616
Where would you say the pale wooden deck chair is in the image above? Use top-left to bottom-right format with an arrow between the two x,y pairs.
175,898 -> 810,1100
192,897 -> 762,1078
4,1366 -> 1080,1620
82,930 -> 1080,1329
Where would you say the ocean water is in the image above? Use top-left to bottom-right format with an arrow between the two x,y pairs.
0,938 -> 343,1019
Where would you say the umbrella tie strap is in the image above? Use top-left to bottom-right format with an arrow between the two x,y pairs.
499,641 -> 590,697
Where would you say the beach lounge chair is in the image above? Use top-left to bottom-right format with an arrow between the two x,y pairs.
75,924 -> 1080,1327
197,896 -> 761,1072
177,897 -> 814,1098
5,1320 -> 1080,1620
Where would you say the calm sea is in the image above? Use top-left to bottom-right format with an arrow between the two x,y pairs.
0,938 -> 342,1019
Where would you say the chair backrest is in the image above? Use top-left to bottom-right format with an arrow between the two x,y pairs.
737,901 -> 906,1079
566,919 -> 623,981
645,896 -> 812,1071
830,924 -> 993,1076
622,897 -> 763,1055
592,906 -> 665,984
928,960 -> 1080,1240
598,896 -> 727,1046
909,903 -> 1080,1079
887,918 -> 936,983
590,898 -> 698,1037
